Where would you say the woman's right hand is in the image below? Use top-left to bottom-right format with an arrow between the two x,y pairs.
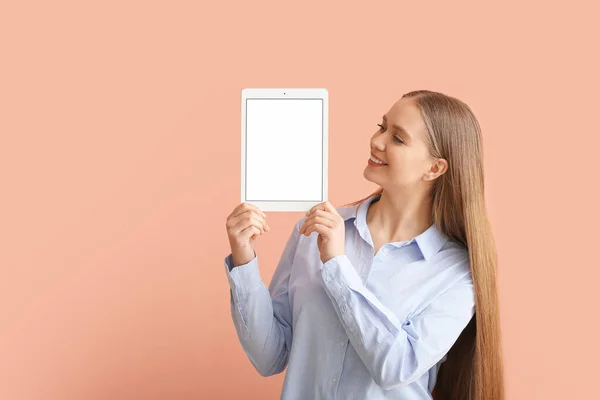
226,202 -> 270,267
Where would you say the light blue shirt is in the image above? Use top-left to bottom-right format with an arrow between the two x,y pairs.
224,193 -> 475,399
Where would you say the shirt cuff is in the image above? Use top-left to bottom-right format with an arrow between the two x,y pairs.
224,253 -> 263,293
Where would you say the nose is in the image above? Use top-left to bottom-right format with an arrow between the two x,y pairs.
371,132 -> 386,151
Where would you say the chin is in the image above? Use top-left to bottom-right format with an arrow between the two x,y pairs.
363,167 -> 378,184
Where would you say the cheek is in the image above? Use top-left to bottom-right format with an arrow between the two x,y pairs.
390,152 -> 427,180
391,163 -> 419,181
390,151 -> 414,169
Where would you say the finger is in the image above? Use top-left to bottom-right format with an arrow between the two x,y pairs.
232,213 -> 268,234
314,202 -> 342,225
229,209 -> 269,232
306,202 -> 326,216
311,216 -> 335,229
235,202 -> 267,219
321,201 -> 339,216
300,214 -> 316,234
300,216 -> 334,235
303,223 -> 329,237
304,209 -> 335,227
240,225 -> 262,241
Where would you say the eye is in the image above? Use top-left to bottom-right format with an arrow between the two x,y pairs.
377,123 -> 404,144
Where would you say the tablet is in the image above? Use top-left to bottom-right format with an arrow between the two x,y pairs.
241,88 -> 328,212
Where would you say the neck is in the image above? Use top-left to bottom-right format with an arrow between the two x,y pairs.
367,188 -> 433,242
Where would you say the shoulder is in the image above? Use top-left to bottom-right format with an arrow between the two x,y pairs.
435,238 -> 472,281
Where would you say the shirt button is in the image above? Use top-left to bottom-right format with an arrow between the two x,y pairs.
339,340 -> 345,347
340,304 -> 347,313
332,376 -> 338,384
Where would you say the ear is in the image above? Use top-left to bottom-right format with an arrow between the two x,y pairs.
423,158 -> 448,181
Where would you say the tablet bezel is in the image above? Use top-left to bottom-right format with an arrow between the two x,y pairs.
241,88 -> 328,212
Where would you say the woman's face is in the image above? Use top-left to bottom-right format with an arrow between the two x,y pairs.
364,98 -> 440,191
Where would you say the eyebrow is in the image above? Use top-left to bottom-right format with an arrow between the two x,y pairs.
382,115 -> 412,141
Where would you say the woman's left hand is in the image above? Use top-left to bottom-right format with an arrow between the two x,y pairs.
299,201 -> 345,264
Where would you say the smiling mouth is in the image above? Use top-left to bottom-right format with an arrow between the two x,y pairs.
368,159 -> 387,168
369,155 -> 388,165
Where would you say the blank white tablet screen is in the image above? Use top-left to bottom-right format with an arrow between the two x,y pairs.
245,98 -> 323,202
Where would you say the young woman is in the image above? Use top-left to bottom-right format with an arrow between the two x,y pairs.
224,90 -> 504,400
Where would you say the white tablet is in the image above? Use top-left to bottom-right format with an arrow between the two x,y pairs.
241,88 -> 328,212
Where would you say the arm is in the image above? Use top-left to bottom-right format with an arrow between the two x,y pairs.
224,220 -> 301,376
319,254 -> 475,390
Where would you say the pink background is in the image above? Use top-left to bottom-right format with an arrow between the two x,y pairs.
1,1 -> 599,399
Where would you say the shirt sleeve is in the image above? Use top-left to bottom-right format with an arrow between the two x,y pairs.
319,254 -> 475,390
223,219 -> 301,377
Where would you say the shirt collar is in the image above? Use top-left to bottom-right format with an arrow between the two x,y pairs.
338,193 -> 449,261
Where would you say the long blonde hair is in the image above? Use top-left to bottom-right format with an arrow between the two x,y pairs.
344,90 -> 504,399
